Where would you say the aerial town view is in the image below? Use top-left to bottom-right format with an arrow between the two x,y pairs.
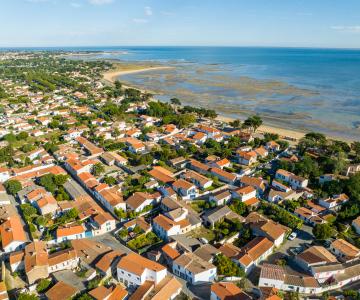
0,1 -> 360,300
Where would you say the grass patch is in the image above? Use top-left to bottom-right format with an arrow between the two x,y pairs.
190,227 -> 216,242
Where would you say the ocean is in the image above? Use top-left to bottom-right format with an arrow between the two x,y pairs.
3,46 -> 360,140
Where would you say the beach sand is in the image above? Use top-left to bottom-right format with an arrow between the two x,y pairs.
216,115 -> 305,142
103,65 -> 173,83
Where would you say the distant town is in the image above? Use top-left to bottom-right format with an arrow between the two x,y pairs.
0,51 -> 360,300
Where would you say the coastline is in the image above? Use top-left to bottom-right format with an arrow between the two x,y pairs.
102,65 -> 352,143
103,65 -> 173,83
216,115 -> 305,142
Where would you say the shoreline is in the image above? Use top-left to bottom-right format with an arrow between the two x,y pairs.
102,65 -> 352,143
103,66 -> 173,83
216,115 -> 305,142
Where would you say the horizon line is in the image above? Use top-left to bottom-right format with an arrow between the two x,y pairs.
1,45 -> 360,51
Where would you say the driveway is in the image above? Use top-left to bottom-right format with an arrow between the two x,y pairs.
279,224 -> 314,255
265,224 -> 314,266
52,269 -> 86,291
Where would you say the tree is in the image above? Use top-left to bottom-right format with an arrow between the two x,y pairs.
346,173 -> 360,201
18,293 -> 39,300
92,163 -> 105,176
74,294 -> 93,300
229,119 -> 241,129
213,254 -> 245,277
3,133 -> 17,143
4,179 -> 22,195
313,223 -> 333,240
170,98 -> 181,106
243,115 -> 263,132
39,174 -> 57,193
53,174 -> 68,186
20,203 -> 38,220
352,141 -> 360,155
36,278 -> 52,293
103,176 -> 116,185
35,215 -> 48,227
17,131 -> 29,140
305,132 -> 326,144
229,199 -> 247,216
21,144 -> 35,153
287,292 -> 300,300
114,208 -> 127,219
114,80 -> 122,90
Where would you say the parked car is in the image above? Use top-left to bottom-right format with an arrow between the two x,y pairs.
288,231 -> 297,240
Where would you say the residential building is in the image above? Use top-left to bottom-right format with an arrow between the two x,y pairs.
0,216 -> 27,252
210,282 -> 251,300
117,253 -> 167,287
330,239 -> 360,261
275,169 -> 308,190
172,252 -> 216,284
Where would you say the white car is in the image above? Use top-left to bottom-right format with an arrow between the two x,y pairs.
288,232 -> 297,240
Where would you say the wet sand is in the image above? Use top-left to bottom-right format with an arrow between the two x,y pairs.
102,64 -> 353,143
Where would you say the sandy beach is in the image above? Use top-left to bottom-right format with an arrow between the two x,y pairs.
216,115 -> 305,142
103,65 -> 173,83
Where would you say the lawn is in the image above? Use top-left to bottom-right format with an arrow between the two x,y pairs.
189,227 -> 216,243
190,200 -> 207,213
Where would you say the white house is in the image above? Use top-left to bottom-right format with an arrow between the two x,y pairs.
275,169 -> 308,190
56,224 -> 85,243
0,216 -> 27,253
236,150 -> 257,166
91,213 -> 116,236
231,186 -> 257,202
172,252 -> 216,284
126,192 -> 154,213
153,214 -> 192,241
0,167 -> 10,183
117,253 -> 167,287
318,194 -> 349,211
180,170 -> 213,190
172,179 -> 197,200
258,264 -> 322,295
330,239 -> 360,261
209,190 -> 232,206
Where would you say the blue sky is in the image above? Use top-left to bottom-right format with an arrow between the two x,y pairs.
1,0 -> 360,48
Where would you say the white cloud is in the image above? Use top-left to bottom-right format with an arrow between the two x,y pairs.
144,6 -> 153,16
133,18 -> 148,24
331,25 -> 360,33
88,0 -> 113,5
